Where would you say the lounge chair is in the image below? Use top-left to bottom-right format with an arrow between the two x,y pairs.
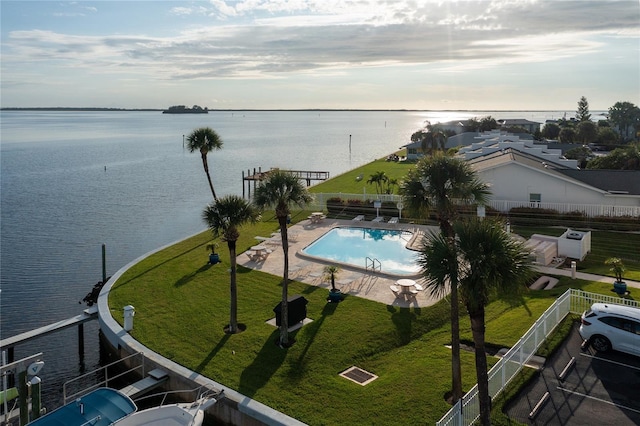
352,215 -> 364,221
388,217 -> 399,224
372,216 -> 384,223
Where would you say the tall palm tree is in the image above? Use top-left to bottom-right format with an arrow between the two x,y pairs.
399,151 -> 490,403
203,195 -> 260,334
420,219 -> 533,426
253,171 -> 313,347
187,127 -> 223,201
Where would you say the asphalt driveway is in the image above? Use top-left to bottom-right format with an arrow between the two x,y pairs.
505,322 -> 640,425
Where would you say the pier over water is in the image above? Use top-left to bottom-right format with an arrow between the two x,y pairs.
242,167 -> 329,198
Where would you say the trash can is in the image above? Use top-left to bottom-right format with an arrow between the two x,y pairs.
123,305 -> 135,331
273,295 -> 308,327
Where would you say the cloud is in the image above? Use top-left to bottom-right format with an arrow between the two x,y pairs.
3,0 -> 638,82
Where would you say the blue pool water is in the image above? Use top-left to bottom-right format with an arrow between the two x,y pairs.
302,227 -> 420,275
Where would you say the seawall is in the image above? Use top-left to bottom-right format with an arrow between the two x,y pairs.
97,231 -> 307,426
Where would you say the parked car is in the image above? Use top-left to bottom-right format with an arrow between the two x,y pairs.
579,303 -> 640,356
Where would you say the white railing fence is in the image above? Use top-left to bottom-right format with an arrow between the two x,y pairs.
309,193 -> 639,218
436,289 -> 639,426
487,200 -> 640,218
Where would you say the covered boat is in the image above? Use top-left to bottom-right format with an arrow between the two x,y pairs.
28,388 -> 136,426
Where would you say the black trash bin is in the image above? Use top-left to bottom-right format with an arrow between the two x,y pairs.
273,295 -> 308,326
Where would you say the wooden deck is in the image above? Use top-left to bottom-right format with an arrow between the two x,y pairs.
242,167 -> 329,197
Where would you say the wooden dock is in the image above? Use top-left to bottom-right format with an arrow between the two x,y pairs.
1,306 -> 98,363
242,167 -> 329,197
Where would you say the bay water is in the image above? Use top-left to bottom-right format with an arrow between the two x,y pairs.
0,109 -> 577,408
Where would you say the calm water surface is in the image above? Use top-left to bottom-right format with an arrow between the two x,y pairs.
0,109 -> 582,408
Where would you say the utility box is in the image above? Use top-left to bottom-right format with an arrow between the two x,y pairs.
123,305 -> 135,331
273,295 -> 308,327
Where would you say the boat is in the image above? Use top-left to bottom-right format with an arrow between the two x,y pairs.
26,387 -> 222,426
113,392 -> 220,426
27,387 -> 137,426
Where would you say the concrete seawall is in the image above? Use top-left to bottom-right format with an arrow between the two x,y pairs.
97,232 -> 307,426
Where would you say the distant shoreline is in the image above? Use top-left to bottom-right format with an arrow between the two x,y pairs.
0,107 -> 580,112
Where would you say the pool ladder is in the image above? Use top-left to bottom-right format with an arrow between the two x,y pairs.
365,257 -> 381,273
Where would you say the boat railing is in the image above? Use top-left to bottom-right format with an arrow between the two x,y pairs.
63,352 -> 145,404
132,383 -> 223,409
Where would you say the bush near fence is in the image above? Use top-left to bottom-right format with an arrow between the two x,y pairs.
325,197 -> 401,218
508,207 -> 639,231
325,196 -> 502,221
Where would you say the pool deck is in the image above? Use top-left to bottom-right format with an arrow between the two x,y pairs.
238,218 -> 444,308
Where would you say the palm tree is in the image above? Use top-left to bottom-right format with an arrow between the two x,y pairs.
202,195 -> 260,334
367,171 -> 388,195
187,127 -> 223,201
322,265 -> 341,291
253,170 -> 313,347
419,219 -> 534,426
399,151 -> 490,403
420,127 -> 447,155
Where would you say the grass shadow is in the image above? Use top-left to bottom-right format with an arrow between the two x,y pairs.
114,238 -> 210,289
387,305 -> 416,345
174,263 -> 214,287
238,331 -> 288,398
195,333 -> 231,373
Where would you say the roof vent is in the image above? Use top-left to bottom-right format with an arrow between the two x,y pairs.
339,366 -> 378,386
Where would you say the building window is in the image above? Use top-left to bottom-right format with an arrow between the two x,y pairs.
529,193 -> 541,205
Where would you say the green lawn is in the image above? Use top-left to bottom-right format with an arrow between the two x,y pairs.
309,156 -> 413,195
108,157 -> 639,425
108,211 -> 626,425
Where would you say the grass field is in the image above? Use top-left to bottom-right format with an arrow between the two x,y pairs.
108,156 -> 638,425
108,216 -> 632,425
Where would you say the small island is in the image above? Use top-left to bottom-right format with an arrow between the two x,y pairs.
162,105 -> 208,114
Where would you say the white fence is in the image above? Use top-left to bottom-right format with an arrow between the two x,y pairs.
309,193 -> 639,218
436,289 -> 639,426
487,200 -> 640,218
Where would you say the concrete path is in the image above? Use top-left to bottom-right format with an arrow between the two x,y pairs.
535,265 -> 640,290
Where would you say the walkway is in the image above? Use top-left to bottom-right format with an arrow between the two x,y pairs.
536,265 -> 640,290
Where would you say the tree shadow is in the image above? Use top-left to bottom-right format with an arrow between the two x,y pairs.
194,333 -> 231,373
288,301 -> 338,376
115,240 -> 211,289
238,330 -> 288,398
174,263 -> 213,287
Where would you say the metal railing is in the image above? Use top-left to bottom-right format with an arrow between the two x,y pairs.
63,352 -> 145,404
436,289 -> 639,426
365,257 -> 381,273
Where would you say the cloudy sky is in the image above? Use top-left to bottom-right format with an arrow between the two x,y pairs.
1,0 -> 638,110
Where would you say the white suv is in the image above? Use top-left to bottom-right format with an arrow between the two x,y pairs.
579,303 -> 640,356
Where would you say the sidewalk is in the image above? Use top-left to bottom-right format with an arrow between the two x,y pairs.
536,265 -> 640,290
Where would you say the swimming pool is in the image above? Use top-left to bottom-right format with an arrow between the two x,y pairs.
302,226 -> 420,276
